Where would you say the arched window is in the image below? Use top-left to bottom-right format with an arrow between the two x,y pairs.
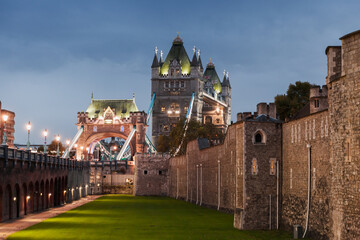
253,130 -> 266,144
255,133 -> 262,143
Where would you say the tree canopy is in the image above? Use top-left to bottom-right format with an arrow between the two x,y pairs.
156,119 -> 225,155
275,81 -> 313,120
37,140 -> 65,155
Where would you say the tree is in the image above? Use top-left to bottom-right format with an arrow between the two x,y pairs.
275,81 -> 313,120
157,118 -> 225,155
37,140 -> 66,155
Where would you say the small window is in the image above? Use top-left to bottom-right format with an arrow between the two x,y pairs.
161,107 -> 165,112
254,130 -> 266,144
216,119 -> 220,124
120,126 -> 124,132
171,69 -> 174,76
252,158 -> 258,175
163,125 -> 169,131
314,99 -> 320,108
159,170 -> 162,175
184,106 -> 188,112
180,81 -> 185,88
94,126 -> 97,132
144,170 -> 148,175
205,116 -> 212,124
255,133 -> 262,143
270,158 -> 276,175
176,69 -> 180,75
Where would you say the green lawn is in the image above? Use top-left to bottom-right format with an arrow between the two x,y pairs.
8,195 -> 291,240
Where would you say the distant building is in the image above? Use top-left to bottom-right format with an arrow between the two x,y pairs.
151,34 -> 231,146
0,101 -> 15,147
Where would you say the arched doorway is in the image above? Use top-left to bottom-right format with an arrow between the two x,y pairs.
45,180 -> 49,209
14,184 -> 20,218
0,186 -> 3,222
40,180 -> 45,210
49,179 -> 54,207
28,182 -> 34,213
5,185 -> 12,220
22,183 -> 27,215
35,181 -> 40,212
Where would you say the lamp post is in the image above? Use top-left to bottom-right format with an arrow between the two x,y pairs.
113,146 -> 117,161
26,121 -> 31,150
56,135 -> 60,157
43,129 -> 48,154
2,114 -> 8,145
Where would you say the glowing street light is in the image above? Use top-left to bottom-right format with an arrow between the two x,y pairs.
43,129 -> 48,154
26,121 -> 31,150
2,114 -> 8,145
56,135 -> 61,157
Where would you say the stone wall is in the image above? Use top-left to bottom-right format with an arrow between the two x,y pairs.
241,121 -> 281,230
328,30 -> 360,240
0,146 -> 90,222
282,110 -> 331,239
169,124 -> 238,212
134,153 -> 170,196
169,120 -> 281,230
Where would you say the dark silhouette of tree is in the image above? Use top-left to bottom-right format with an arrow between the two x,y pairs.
275,81 -> 313,120
157,118 -> 224,155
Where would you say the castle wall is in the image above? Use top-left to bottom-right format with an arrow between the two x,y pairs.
169,124 -> 238,212
328,31 -> 360,240
241,121 -> 281,230
282,110 -> 331,239
134,153 -> 170,196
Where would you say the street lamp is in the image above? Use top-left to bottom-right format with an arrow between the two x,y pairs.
26,121 -> 31,150
2,114 -> 8,145
56,135 -> 60,157
43,129 -> 48,154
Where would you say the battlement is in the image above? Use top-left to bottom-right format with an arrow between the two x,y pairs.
310,85 -> 328,99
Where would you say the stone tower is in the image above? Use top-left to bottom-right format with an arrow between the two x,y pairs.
151,34 -> 232,147
327,30 -> 360,240
151,34 -> 204,146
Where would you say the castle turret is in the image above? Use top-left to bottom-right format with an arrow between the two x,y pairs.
309,85 -> 328,114
198,49 -> 203,72
325,46 -> 341,84
221,71 -> 232,125
151,47 -> 160,78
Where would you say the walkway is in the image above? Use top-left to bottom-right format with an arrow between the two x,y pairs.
0,195 -> 101,239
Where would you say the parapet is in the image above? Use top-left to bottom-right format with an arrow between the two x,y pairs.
310,85 -> 328,99
256,102 -> 277,119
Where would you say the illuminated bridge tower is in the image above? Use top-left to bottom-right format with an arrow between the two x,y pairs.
151,34 -> 232,147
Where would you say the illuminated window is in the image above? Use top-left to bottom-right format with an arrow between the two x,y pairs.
176,69 -> 180,75
163,125 -> 169,131
120,126 -> 124,132
205,116 -> 212,124
252,158 -> 258,175
270,158 -> 276,175
161,107 -> 165,112
184,106 -> 188,112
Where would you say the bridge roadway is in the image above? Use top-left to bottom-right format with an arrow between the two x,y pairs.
0,145 -> 90,222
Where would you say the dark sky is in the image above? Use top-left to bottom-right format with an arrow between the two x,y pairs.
0,0 -> 359,144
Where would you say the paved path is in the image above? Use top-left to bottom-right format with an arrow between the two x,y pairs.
0,195 -> 102,239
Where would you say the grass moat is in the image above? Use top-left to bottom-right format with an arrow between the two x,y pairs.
8,195 -> 291,240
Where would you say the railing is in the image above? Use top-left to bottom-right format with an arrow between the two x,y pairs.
0,145 -> 90,170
